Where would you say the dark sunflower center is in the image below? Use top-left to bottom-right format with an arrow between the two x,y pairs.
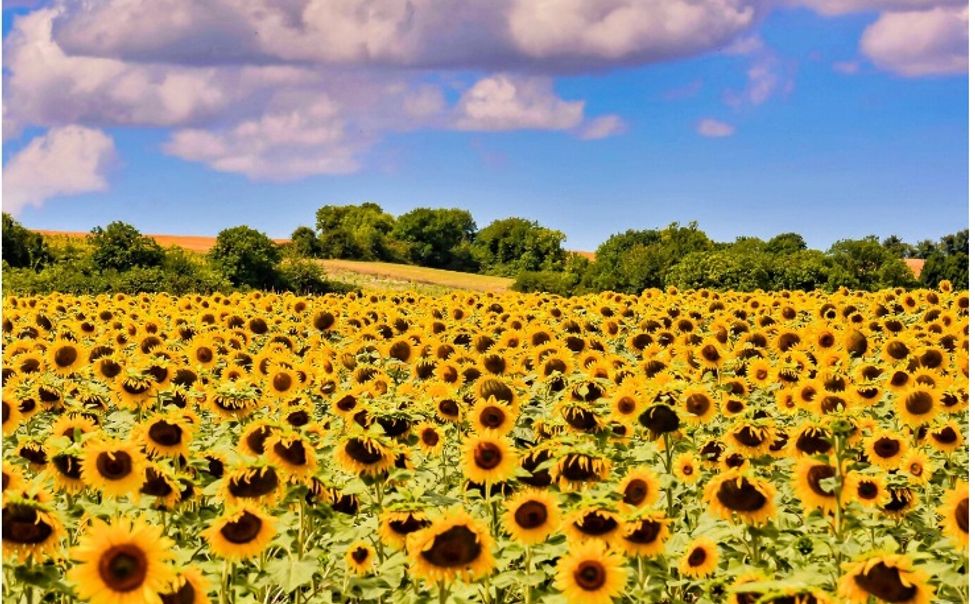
474,443 -> 503,470
726,399 -> 745,414
421,429 -> 440,447
351,547 -> 369,564
685,394 -> 711,417
573,561 -> 607,591
420,525 -> 482,568
160,578 -> 197,604
438,399 -> 460,418
96,451 -> 133,480
273,440 -> 307,466
286,410 -> 310,426
228,467 -> 279,498
2,401 -> 10,423
857,481 -> 879,499
701,441 -> 724,463
883,489 -> 912,513
52,454 -> 83,479
389,341 -> 411,362
272,373 -> 293,393
565,407 -> 597,430
805,464 -> 836,497
480,407 -> 506,429
514,501 -> 548,529
479,379 -> 514,405
919,349 -> 943,368
701,345 -> 721,362
732,427 -> 765,447
148,421 -> 183,447
219,511 -> 263,544
853,562 -> 918,603
574,512 -> 618,536
873,438 -> 901,458
623,479 -> 649,506
2,504 -> 54,544
904,391 -> 934,416
886,341 -> 909,360
141,467 -> 174,497
195,347 -> 214,364
336,395 -> 357,412
624,519 -> 662,544
890,371 -> 910,388
716,478 -> 768,512
99,360 -> 122,379
639,405 -> 680,434
345,439 -> 383,465
53,346 -> 78,368
616,397 -> 636,414
796,430 -> 832,455
245,426 -> 273,455
560,455 -> 599,482
388,514 -> 429,535
687,547 -> 708,567
98,544 -> 149,593
122,382 -> 151,396
956,498 -> 969,534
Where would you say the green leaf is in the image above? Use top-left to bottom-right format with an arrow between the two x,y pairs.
266,557 -> 318,592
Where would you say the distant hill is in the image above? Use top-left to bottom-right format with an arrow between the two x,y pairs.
34,230 -> 289,252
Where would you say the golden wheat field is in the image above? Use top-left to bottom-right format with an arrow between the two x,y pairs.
0,285 -> 969,604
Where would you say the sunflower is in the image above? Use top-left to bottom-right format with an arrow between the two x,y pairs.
2,497 -> 64,562
345,540 -> 376,576
555,540 -> 628,604
617,467 -> 659,509
203,506 -> 276,560
187,335 -> 220,370
140,413 -> 193,458
221,463 -> 282,507
2,464 -> 26,495
47,446 -> 86,494
746,357 -> 774,388
678,536 -> 720,579
81,439 -> 147,498
379,508 -> 431,550
674,453 -> 700,484
618,510 -> 670,557
52,414 -> 99,443
415,422 -> 444,456
140,463 -> 182,509
553,452 -> 612,491
265,365 -> 299,400
67,516 -> 175,604
265,432 -> 317,482
679,387 -> 717,425
469,398 -> 515,435
2,398 -> 23,436
406,508 -> 494,584
794,457 -> 840,514
927,419 -> 964,452
900,450 -> 933,485
864,430 -> 906,470
158,567 -> 210,604
838,553 -> 933,604
896,385 -> 939,427
565,506 -> 621,546
608,387 -> 645,425
502,489 -> 561,545
938,481 -> 968,551
881,487 -> 915,519
461,432 -> 518,486
47,338 -> 86,376
335,433 -> 396,478
704,470 -> 777,525
843,472 -> 888,508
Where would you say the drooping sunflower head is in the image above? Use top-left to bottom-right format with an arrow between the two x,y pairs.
838,553 -> 932,604
335,433 -> 396,478
1,496 -> 64,563
553,451 -> 611,492
554,540 -> 628,604
618,510 -> 670,557
565,505 -> 621,546
406,508 -> 494,584
203,506 -> 277,561
67,516 -> 175,604
379,507 -> 431,550
265,431 -> 317,481
140,413 -> 193,458
221,463 -> 282,507
157,567 -> 210,604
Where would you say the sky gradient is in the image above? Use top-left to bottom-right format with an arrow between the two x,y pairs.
2,1 -> 968,251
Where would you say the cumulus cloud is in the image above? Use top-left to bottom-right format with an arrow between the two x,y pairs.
455,75 -> 584,131
697,118 -> 735,137
860,6 -> 968,76
578,115 -> 627,140
793,0 -> 964,16
3,125 -> 116,213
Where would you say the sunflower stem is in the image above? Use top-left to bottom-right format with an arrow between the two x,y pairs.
524,546 -> 534,604
663,433 -> 674,517
438,580 -> 449,604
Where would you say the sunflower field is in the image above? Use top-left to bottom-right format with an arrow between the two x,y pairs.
1,285 -> 969,604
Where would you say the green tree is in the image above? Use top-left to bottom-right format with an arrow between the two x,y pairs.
766,232 -> 807,255
209,226 -> 282,289
392,208 -> 477,270
827,236 -> 916,290
2,213 -> 49,269
472,218 -> 567,276
89,221 -> 165,271
918,229 -> 968,288
290,226 -> 321,257
315,203 -> 397,261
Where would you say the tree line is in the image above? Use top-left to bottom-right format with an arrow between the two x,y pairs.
2,204 -> 968,296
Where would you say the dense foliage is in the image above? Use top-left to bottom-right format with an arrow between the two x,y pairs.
1,286 -> 968,604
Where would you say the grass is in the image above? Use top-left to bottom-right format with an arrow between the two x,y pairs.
317,259 -> 514,293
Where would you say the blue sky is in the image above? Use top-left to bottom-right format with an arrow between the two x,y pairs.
2,1 -> 967,251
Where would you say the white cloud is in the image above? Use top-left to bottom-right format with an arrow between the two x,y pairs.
723,43 -> 793,108
697,118 -> 736,137
3,125 -> 116,213
455,75 -> 584,131
793,0 -> 964,16
578,115 -> 627,140
860,6 -> 968,76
